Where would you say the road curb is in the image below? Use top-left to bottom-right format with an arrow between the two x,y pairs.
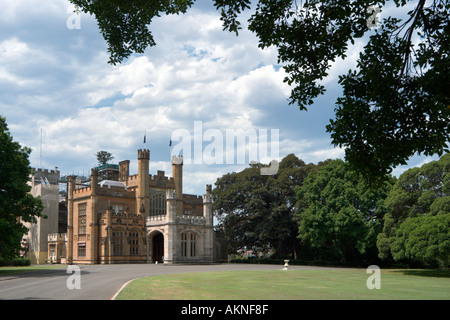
110,278 -> 138,300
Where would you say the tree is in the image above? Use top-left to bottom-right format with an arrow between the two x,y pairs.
0,116 -> 44,259
295,159 -> 393,264
389,212 -> 449,268
212,154 -> 318,258
70,0 -> 449,182
377,152 -> 450,267
96,150 -> 115,166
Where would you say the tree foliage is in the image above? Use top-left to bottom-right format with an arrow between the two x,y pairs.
212,154 -> 319,258
70,0 -> 195,65
389,212 -> 449,268
70,0 -> 450,181
377,153 -> 450,267
0,117 -> 44,259
295,159 -> 393,263
96,150 -> 115,166
327,7 -> 450,180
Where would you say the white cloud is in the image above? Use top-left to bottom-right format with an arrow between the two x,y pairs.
0,37 -> 30,59
0,0 -> 66,23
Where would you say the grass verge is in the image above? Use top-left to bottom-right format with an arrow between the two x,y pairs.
0,265 -> 66,276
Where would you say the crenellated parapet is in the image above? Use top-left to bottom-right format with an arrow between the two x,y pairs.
138,148 -> 150,160
203,193 -> 212,203
176,215 -> 205,225
73,186 -> 92,196
48,233 -> 67,242
171,155 -> 183,165
31,167 -> 60,185
128,174 -> 138,182
100,208 -> 144,225
32,168 -> 59,174
146,214 -> 167,226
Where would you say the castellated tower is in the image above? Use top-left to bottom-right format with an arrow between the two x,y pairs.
172,155 -> 183,216
137,149 -> 150,217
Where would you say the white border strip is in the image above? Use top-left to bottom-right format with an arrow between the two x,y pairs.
110,278 -> 138,300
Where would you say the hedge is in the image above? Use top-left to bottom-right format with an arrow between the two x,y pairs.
0,257 -> 31,266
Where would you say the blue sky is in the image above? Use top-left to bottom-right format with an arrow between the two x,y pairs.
0,0 -> 438,196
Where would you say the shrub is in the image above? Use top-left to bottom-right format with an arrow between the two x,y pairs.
0,257 -> 31,266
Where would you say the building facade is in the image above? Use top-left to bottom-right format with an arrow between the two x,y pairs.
23,168 -> 62,264
49,149 -> 219,264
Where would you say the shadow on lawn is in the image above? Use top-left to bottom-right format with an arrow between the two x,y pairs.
392,269 -> 450,278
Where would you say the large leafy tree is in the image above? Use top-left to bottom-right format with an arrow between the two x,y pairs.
295,159 -> 393,264
212,154 -> 318,258
96,150 -> 115,166
70,0 -> 449,181
0,117 -> 44,259
377,153 -> 449,267
389,212 -> 449,268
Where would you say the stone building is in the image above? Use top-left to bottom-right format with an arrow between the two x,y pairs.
49,149 -> 221,264
23,168 -> 62,264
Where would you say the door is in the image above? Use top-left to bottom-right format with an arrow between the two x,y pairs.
152,232 -> 164,263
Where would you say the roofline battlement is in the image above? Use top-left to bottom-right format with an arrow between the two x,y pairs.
128,174 -> 138,181
172,155 -> 183,165
149,174 -> 174,183
138,149 -> 150,160
32,168 -> 60,174
73,186 -> 91,196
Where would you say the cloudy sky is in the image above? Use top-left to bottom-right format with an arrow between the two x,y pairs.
0,0 -> 438,195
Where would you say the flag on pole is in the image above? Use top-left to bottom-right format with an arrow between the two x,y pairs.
143,134 -> 146,144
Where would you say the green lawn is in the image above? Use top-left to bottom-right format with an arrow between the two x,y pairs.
115,269 -> 450,300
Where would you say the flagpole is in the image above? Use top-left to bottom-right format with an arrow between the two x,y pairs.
143,132 -> 147,149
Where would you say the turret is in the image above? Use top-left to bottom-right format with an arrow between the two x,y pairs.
166,189 -> 177,222
137,149 -> 150,216
172,155 -> 183,216
203,184 -> 213,226
66,175 -> 76,264
90,169 -> 98,195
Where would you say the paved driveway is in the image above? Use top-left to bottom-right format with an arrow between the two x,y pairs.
0,263 -> 335,300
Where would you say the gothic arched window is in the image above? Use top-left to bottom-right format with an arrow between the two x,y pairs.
150,189 -> 166,216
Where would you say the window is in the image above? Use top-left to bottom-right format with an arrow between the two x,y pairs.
181,232 -> 197,257
112,204 -> 124,214
150,189 -> 166,216
129,231 -> 139,256
78,203 -> 86,235
112,230 -> 123,256
78,243 -> 86,257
